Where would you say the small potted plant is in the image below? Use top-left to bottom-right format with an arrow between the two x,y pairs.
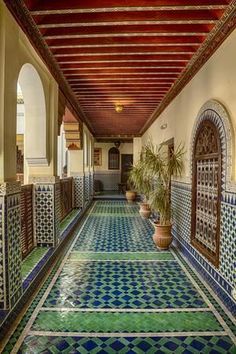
143,141 -> 184,249
128,150 -> 152,218
125,181 -> 136,202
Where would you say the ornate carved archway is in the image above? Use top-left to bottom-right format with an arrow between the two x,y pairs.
191,100 -> 234,268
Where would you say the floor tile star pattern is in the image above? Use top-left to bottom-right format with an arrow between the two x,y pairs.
1,201 -> 236,353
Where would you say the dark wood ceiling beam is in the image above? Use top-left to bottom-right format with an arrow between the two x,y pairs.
66,69 -> 180,75
72,86 -> 174,90
62,62 -> 186,70
25,0 -> 230,12
57,54 -> 192,63
47,35 -> 205,47
52,45 -> 198,55
69,82 -> 173,86
34,10 -> 223,26
66,69 -> 183,77
41,24 -> 213,37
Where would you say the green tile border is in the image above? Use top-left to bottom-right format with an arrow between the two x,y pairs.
68,252 -> 175,261
172,250 -> 236,336
21,247 -> 49,279
60,209 -> 81,233
32,310 -> 223,333
2,201 -> 236,353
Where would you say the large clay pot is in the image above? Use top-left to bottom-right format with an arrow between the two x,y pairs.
153,223 -> 172,250
139,203 -> 151,219
126,190 -> 136,202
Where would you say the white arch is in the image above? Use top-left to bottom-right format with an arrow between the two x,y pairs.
18,63 -> 48,165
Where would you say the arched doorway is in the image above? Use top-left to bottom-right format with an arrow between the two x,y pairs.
17,63 -> 47,184
191,100 -> 234,269
191,118 -> 222,267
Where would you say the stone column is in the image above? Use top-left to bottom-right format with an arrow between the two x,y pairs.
30,176 -> 60,247
72,173 -> 85,209
84,172 -> 90,204
0,182 -> 22,310
68,149 -> 85,209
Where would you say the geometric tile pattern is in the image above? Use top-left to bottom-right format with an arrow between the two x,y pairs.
2,200 -> 236,353
0,197 -> 4,306
94,172 -> 120,191
72,216 -> 156,252
171,180 -> 236,303
171,182 -> 191,243
73,176 -> 84,208
84,174 -> 90,202
93,201 -> 139,215
0,190 -> 22,310
34,184 -> 58,247
19,335 -> 236,354
220,201 -> 236,287
7,194 -> 22,308
89,172 -> 94,197
21,247 -> 49,280
32,310 -> 222,332
55,182 -> 61,244
42,261 -> 207,309
68,252 -> 174,261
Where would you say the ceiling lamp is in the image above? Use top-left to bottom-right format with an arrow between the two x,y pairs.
114,141 -> 121,148
115,104 -> 123,113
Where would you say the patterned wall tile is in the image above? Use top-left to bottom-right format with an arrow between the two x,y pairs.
0,197 -> 4,307
94,172 -> 120,191
220,201 -> 236,286
171,180 -> 236,296
0,190 -> 22,310
7,194 -> 22,307
84,175 -> 90,202
74,176 -> 84,208
89,173 -> 94,198
171,182 -> 191,243
55,183 -> 61,243
34,184 -> 58,247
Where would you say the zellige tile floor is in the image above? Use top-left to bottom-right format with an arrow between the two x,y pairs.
2,201 -> 236,353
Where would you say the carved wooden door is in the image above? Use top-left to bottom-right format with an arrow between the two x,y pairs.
191,119 -> 222,267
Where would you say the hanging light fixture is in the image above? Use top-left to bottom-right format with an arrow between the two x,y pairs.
115,104 -> 123,113
114,141 -> 121,148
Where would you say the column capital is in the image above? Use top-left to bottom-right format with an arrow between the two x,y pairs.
29,176 -> 60,184
0,181 -> 21,196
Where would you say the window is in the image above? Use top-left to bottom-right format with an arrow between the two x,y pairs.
108,147 -> 120,170
191,119 -> 222,267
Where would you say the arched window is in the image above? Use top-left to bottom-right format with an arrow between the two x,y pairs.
191,119 -> 222,267
108,147 -> 120,170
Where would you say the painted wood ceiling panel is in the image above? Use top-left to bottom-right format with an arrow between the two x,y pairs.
6,0 -> 236,138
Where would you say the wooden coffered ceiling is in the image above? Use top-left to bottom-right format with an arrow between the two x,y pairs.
5,0 -> 236,138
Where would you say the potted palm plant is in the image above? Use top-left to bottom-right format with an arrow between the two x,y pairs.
143,141 -> 184,249
128,149 -> 152,218
125,185 -> 136,202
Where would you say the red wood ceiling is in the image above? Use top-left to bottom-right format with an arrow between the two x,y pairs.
21,0 -> 233,137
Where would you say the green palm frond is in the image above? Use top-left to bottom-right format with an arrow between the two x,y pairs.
140,141 -> 185,225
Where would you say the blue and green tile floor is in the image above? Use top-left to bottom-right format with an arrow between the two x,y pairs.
2,201 -> 236,353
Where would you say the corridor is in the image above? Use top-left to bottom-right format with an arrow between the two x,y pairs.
3,201 -> 235,353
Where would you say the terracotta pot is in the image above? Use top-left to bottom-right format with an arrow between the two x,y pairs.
139,203 -> 151,219
153,223 -> 173,250
126,190 -> 136,202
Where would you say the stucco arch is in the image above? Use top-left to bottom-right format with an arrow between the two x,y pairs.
18,63 -> 48,166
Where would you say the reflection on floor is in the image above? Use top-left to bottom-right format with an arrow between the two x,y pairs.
94,190 -> 126,200
2,201 -> 236,353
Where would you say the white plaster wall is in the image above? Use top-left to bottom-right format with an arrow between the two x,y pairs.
94,142 -> 133,171
16,103 -> 25,134
83,123 -> 94,173
0,2 -> 59,181
142,28 -> 236,183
